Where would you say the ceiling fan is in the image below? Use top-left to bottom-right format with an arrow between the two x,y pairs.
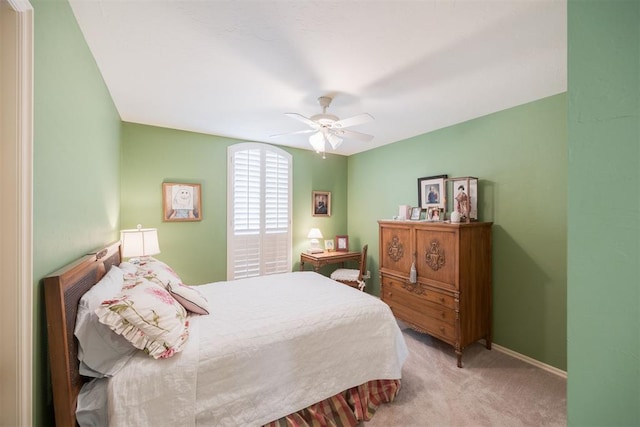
272,96 -> 374,154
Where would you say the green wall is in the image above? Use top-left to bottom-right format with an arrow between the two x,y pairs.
567,1 -> 640,425
348,94 -> 568,370
32,0 -> 640,424
32,0 -> 122,424
121,122 -> 348,284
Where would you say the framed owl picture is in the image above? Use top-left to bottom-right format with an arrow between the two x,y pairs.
162,182 -> 202,222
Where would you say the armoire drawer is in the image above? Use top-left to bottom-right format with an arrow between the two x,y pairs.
382,284 -> 456,324
381,275 -> 456,310
386,302 -> 457,343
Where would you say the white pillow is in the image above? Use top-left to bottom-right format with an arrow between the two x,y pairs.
118,261 -> 138,275
95,277 -> 190,359
75,266 -> 138,377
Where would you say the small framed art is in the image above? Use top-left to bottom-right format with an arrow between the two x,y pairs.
312,191 -> 331,217
418,174 -> 447,210
427,206 -> 442,221
335,235 -> 349,252
162,182 -> 202,222
410,207 -> 422,220
324,239 -> 335,251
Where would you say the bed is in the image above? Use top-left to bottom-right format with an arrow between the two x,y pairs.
44,241 -> 408,426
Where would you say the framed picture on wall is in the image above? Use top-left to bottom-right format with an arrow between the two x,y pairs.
312,191 -> 331,217
162,182 -> 202,222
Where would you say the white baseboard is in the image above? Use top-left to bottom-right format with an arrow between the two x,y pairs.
486,341 -> 567,379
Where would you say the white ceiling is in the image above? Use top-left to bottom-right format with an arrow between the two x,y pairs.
69,0 -> 566,156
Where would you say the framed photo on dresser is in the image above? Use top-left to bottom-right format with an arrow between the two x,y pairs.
409,207 -> 422,220
418,174 -> 447,210
428,207 -> 442,221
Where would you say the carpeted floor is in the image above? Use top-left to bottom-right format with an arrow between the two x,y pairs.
367,326 -> 567,427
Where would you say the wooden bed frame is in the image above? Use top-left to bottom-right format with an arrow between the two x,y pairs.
44,241 -> 121,427
43,241 -> 400,427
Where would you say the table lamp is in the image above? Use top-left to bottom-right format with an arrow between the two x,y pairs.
120,224 -> 160,263
306,228 -> 324,254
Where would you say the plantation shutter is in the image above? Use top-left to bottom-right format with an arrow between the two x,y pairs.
227,143 -> 292,279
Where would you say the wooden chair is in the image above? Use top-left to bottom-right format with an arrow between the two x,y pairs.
330,244 -> 369,291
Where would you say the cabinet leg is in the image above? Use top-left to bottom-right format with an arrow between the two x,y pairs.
456,351 -> 463,368
485,334 -> 492,350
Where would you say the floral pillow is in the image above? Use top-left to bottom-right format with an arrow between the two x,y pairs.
135,257 -> 210,315
95,277 -> 189,359
136,257 -> 182,284
75,266 -> 138,377
166,282 -> 210,315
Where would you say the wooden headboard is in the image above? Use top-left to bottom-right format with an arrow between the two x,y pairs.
44,241 -> 121,427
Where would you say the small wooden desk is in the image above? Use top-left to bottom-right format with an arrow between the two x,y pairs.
300,250 -> 361,273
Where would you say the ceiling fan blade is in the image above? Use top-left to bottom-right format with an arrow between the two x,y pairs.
284,113 -> 319,129
332,113 -> 374,129
270,129 -> 315,138
334,128 -> 374,142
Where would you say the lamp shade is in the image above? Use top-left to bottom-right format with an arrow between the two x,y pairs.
121,225 -> 160,258
307,228 -> 323,239
309,132 -> 325,153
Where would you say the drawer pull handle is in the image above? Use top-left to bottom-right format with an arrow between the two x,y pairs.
388,292 -> 393,297
439,297 -> 445,303
440,327 -> 445,334
440,312 -> 445,318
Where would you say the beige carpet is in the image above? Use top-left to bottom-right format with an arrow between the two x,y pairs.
367,326 -> 567,427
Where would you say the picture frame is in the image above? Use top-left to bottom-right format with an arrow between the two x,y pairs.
162,182 -> 202,222
418,174 -> 447,209
335,235 -> 349,252
409,206 -> 422,220
324,239 -> 335,251
312,191 -> 331,217
427,206 -> 442,221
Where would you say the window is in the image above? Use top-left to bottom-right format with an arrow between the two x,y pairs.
227,143 -> 292,279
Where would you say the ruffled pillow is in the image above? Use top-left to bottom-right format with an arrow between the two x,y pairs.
75,266 -> 138,377
167,282 -> 210,315
95,277 -> 189,359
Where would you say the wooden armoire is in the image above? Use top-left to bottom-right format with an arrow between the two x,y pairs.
378,220 -> 493,367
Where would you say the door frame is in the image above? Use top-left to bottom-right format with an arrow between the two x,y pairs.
0,0 -> 33,425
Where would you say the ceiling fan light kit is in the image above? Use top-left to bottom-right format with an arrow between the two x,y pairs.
274,96 -> 374,156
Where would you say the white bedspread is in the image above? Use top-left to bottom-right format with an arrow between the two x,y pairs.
107,272 -> 408,427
